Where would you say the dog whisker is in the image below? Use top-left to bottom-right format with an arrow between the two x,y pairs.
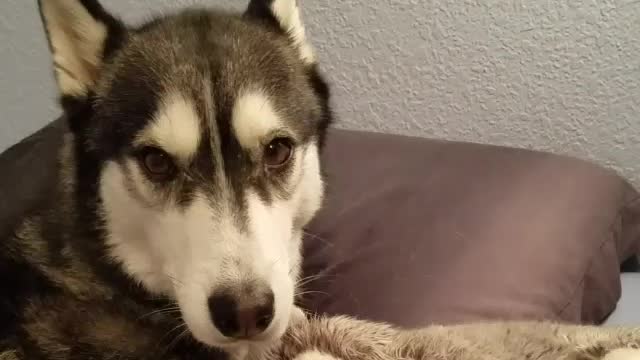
166,327 -> 191,353
137,306 -> 182,321
296,273 -> 332,287
157,322 -> 188,353
302,230 -> 333,247
295,290 -> 330,298
163,272 -> 185,288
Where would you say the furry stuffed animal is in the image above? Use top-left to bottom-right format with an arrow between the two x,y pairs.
246,313 -> 640,360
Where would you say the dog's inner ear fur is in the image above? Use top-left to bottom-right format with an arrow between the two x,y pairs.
246,0 -> 315,64
39,0 -> 116,98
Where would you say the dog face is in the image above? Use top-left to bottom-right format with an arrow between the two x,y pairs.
38,0 -> 331,350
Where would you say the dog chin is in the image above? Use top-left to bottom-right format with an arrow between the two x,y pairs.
184,308 -> 291,352
215,336 -> 276,358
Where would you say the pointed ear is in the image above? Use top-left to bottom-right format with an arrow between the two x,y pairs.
246,0 -> 315,64
38,0 -> 126,100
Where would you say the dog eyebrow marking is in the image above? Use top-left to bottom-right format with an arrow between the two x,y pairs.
140,92 -> 202,161
232,89 -> 282,150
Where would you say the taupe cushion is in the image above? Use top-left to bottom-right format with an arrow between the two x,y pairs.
0,120 -> 65,241
301,129 -> 640,327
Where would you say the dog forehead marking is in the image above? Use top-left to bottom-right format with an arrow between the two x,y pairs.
141,92 -> 202,160
232,89 -> 282,149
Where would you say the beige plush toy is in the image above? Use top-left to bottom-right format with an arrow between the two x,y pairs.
247,313 -> 640,360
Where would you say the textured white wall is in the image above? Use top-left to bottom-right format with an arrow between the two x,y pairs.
1,1 -> 639,184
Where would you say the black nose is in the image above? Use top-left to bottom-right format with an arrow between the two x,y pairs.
208,290 -> 275,339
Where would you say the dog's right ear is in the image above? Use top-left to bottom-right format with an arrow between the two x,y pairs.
245,0 -> 315,65
38,0 -> 126,102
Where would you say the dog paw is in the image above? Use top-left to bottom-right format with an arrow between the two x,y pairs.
293,350 -> 343,360
604,348 -> 640,360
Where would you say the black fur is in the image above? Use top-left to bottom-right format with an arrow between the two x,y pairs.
244,0 -> 285,34
74,0 -> 127,59
306,65 -> 334,150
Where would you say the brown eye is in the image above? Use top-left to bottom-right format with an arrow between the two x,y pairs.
264,137 -> 293,168
139,147 -> 176,179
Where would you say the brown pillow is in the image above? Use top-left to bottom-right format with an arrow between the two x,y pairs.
300,129 -> 640,327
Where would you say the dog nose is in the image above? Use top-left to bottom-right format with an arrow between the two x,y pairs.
208,289 -> 275,339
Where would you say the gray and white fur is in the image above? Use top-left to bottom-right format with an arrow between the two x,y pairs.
1,0 -> 330,358
254,314 -> 640,360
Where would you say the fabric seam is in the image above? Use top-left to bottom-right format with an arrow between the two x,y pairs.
557,194 -> 640,321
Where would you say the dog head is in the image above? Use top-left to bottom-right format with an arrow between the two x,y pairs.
38,0 -> 331,350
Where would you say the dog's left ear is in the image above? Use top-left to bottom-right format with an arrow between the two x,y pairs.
245,0 -> 315,64
38,0 -> 126,101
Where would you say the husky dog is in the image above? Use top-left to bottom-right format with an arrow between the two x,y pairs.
1,0 -> 330,358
